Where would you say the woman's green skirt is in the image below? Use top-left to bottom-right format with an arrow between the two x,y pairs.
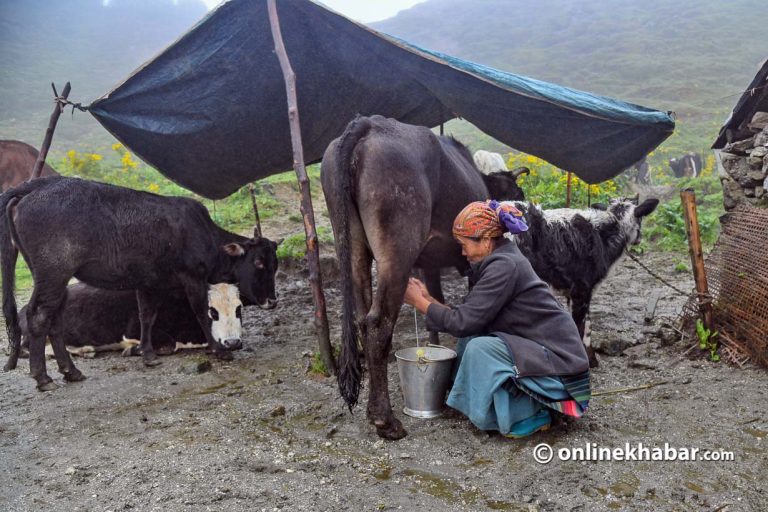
446,335 -> 590,435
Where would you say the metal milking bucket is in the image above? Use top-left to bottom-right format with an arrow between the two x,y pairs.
395,344 -> 457,418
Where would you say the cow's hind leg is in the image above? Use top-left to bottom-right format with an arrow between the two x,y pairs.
364,262 -> 412,440
136,290 -> 162,366
571,288 -> 598,368
25,281 -> 72,390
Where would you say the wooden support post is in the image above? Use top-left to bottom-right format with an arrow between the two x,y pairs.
30,82 -> 71,180
680,189 -> 713,332
565,171 -> 572,207
267,0 -> 336,375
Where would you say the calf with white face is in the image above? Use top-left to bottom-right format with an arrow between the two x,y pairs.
208,283 -> 244,351
21,282 -> 246,359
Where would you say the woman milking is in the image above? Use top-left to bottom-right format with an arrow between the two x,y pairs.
403,200 -> 591,438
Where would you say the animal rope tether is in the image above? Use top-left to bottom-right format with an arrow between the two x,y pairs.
623,249 -> 691,297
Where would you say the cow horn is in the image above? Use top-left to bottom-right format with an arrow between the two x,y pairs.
510,166 -> 530,178
248,183 -> 262,239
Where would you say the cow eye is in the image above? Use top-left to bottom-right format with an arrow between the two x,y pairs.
235,305 -> 242,319
208,307 -> 219,321
254,259 -> 265,270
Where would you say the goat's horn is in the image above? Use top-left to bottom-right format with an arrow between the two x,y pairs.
510,166 -> 531,178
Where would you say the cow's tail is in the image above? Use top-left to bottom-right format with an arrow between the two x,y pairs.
333,116 -> 373,412
1,193 -> 24,371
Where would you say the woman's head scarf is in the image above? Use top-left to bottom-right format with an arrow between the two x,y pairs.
452,200 -> 528,239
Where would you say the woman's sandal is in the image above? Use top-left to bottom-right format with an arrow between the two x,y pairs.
504,410 -> 552,439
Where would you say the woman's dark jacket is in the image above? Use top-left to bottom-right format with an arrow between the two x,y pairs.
426,238 -> 589,377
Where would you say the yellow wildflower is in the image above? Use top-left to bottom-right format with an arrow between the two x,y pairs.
148,183 -> 160,193
89,153 -> 102,161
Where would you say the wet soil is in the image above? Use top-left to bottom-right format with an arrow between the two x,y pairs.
1,185 -> 766,511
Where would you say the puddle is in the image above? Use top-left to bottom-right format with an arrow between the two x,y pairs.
609,473 -> 640,498
743,427 -> 766,439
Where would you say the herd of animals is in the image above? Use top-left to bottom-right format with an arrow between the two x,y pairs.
0,115 -> 692,439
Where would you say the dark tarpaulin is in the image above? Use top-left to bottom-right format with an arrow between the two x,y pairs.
89,0 -> 675,199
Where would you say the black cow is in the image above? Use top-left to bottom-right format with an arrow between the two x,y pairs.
669,152 -> 702,178
1,176 -> 279,391
506,196 -> 659,367
18,282 -> 244,358
628,156 -> 650,185
321,115 -> 525,440
0,140 -> 59,192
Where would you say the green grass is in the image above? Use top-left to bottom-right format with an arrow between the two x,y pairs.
640,174 -> 723,253
276,226 -> 334,260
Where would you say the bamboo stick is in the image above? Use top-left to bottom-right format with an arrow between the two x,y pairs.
30,82 -> 71,180
267,0 -> 335,375
593,380 -> 669,397
680,189 -> 714,333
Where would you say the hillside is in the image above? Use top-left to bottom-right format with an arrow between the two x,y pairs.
1,0 -> 766,167
0,0 -> 208,151
374,0 -> 768,155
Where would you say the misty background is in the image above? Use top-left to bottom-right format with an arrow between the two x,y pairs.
1,0 -> 766,165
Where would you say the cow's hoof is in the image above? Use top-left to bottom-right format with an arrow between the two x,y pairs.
4,349 -> 20,371
586,347 -> 599,369
374,418 -> 407,440
64,370 -> 86,382
143,356 -> 162,367
214,351 -> 234,361
37,380 -> 60,392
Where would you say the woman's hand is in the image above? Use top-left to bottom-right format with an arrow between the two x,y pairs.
404,277 -> 440,314
403,277 -> 427,306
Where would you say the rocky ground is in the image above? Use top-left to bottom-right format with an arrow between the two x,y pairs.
1,246 -> 767,512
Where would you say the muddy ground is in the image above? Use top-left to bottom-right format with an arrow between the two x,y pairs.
1,244 -> 767,512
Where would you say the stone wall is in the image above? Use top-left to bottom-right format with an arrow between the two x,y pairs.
718,111 -> 768,210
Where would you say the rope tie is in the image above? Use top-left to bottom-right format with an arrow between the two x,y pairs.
624,249 -> 691,296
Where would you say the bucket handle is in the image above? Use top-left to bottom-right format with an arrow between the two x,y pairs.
416,343 -> 449,370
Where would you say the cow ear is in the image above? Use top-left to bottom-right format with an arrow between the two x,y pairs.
222,243 -> 245,256
634,198 -> 659,218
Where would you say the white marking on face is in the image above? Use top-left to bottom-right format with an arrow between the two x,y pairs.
614,202 -> 642,245
207,283 -> 243,344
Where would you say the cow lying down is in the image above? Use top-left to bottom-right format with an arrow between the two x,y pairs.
505,196 -> 659,367
19,282 -> 243,359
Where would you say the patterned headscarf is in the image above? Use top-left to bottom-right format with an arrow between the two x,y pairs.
452,200 -> 528,238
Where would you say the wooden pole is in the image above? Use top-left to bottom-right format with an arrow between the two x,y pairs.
680,189 -> 713,332
565,171 -> 572,207
267,0 -> 336,375
30,82 -> 71,180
